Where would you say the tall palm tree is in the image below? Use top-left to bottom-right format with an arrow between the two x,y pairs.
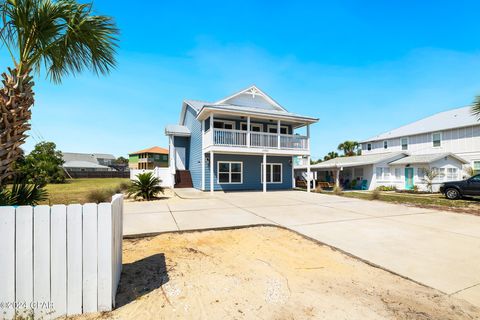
473,95 -> 480,120
0,0 -> 118,184
337,140 -> 359,157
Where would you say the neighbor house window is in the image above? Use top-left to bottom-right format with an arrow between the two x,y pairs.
401,138 -> 408,150
376,167 -> 390,180
432,167 -> 445,180
432,132 -> 442,147
447,168 -> 458,180
473,161 -> 480,175
261,163 -> 282,183
367,143 -> 372,151
417,168 -> 425,179
383,141 -> 388,149
395,168 -> 402,180
217,161 -> 243,184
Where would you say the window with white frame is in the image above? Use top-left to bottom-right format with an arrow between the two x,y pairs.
432,167 -> 445,180
395,168 -> 402,180
213,120 -> 235,130
401,138 -> 408,150
261,163 -> 282,183
376,167 -> 390,180
367,143 -> 372,151
267,125 -> 289,134
383,140 -> 388,149
217,161 -> 242,184
473,161 -> 480,175
240,122 -> 263,132
432,132 -> 442,147
446,168 -> 458,180
417,168 -> 426,179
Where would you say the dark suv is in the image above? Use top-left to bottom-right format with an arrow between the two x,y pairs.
440,174 -> 480,199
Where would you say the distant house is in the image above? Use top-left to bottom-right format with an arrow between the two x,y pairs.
62,153 -> 116,172
128,146 -> 169,170
296,106 -> 479,191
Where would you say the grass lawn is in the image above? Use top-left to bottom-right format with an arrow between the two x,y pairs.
327,190 -> 480,215
42,178 -> 130,205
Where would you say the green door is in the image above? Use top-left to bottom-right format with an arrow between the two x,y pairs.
405,168 -> 414,190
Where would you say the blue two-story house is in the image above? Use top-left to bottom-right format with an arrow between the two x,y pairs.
165,86 -> 318,192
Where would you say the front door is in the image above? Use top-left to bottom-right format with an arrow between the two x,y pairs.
175,147 -> 186,170
405,167 -> 414,190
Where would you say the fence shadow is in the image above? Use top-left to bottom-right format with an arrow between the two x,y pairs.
115,253 -> 169,308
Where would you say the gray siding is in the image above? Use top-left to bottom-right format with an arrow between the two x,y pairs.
205,154 -> 293,191
183,106 -> 203,189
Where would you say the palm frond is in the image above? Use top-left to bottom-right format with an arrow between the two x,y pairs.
472,95 -> 480,121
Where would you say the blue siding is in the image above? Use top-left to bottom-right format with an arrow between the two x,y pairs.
182,106 -> 203,189
205,154 -> 293,191
173,136 -> 190,170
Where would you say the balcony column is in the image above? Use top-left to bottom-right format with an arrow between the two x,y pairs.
307,124 -> 310,150
210,151 -> 214,193
263,153 -> 267,193
201,152 -> 205,190
292,156 -> 296,188
307,155 -> 311,193
247,116 -> 251,147
277,119 -> 281,149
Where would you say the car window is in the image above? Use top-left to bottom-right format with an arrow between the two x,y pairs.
470,175 -> 480,182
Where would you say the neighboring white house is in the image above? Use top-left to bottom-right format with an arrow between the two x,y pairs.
62,152 -> 116,172
296,106 -> 479,191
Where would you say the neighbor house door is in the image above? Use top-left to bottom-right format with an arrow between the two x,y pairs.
175,147 -> 186,170
405,167 -> 414,190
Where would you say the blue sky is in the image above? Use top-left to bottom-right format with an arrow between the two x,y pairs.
15,0 -> 480,160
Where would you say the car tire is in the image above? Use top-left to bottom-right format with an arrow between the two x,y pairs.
445,188 -> 461,200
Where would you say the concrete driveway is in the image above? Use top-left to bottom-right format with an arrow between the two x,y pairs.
123,190 -> 480,307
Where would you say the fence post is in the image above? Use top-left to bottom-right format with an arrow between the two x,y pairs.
0,207 -> 15,319
97,202 -> 113,311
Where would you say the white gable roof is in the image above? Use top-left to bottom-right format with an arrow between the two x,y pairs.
388,153 -> 468,165
363,106 -> 478,142
214,85 -> 287,112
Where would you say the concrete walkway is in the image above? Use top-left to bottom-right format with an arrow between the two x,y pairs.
123,190 -> 480,307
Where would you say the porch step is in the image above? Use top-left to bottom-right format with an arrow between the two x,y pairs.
175,170 -> 193,188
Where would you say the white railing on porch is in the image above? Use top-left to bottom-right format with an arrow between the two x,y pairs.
0,195 -> 124,319
204,129 -> 308,150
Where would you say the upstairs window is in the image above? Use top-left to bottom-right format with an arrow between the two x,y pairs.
432,132 -> 442,147
213,120 -> 235,130
383,141 -> 388,149
367,143 -> 372,151
401,138 -> 408,150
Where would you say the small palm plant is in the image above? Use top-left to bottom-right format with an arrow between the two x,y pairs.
0,178 -> 48,206
422,168 -> 439,193
128,172 -> 163,201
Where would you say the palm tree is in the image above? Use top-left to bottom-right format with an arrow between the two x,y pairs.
337,140 -> 359,157
0,0 -> 118,184
472,95 -> 480,120
324,151 -> 339,161
128,172 -> 163,201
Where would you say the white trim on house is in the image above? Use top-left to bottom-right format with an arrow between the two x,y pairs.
383,140 -> 388,149
214,85 -> 288,112
260,163 -> 283,184
213,120 -> 236,130
217,161 -> 243,184
401,137 -> 409,151
432,132 -> 442,148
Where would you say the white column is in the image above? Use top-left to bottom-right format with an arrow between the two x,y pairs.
307,155 -> 311,193
247,116 -> 251,147
335,169 -> 340,187
169,135 -> 176,174
277,119 -> 281,149
263,153 -> 267,193
201,152 -> 205,190
210,151 -> 214,193
306,124 -> 310,150
291,156 -> 295,188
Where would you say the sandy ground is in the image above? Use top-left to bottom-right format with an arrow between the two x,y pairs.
73,226 -> 480,320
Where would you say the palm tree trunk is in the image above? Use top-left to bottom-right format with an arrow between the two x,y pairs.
0,68 -> 34,185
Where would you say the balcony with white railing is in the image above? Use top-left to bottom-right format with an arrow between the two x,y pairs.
204,128 -> 309,151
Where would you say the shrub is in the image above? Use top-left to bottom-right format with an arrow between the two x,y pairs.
370,189 -> 381,200
118,181 -> 132,191
128,172 -> 163,201
333,185 -> 343,195
86,189 -> 114,204
0,178 -> 48,206
376,185 -> 396,191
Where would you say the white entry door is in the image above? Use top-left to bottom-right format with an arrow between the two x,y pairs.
175,147 -> 186,170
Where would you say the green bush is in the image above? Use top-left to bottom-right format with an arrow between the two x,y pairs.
0,178 -> 48,206
86,189 -> 114,204
376,185 -> 396,191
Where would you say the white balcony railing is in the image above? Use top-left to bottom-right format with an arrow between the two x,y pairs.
204,129 -> 308,150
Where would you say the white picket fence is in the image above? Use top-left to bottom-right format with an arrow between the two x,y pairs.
0,194 -> 124,320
